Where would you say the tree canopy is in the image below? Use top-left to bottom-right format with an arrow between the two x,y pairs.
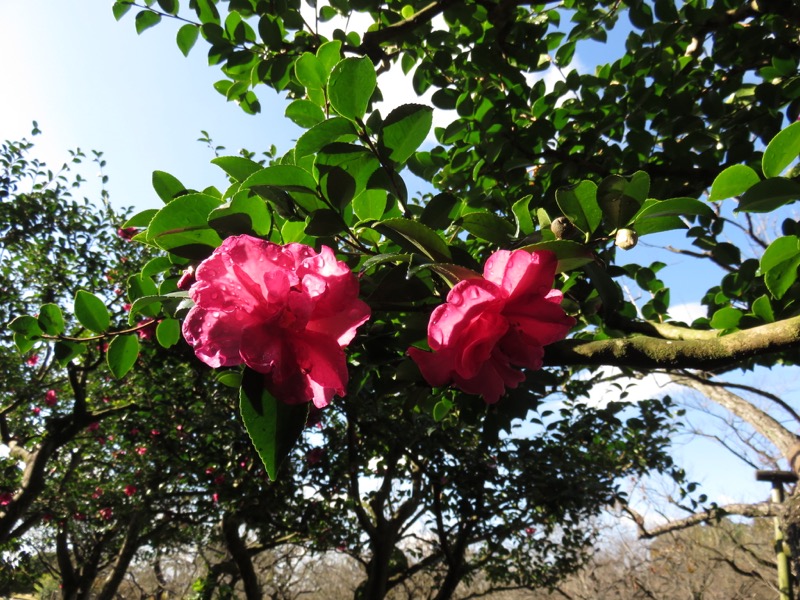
3,0 -> 800,597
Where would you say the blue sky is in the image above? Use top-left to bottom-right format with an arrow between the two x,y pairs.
2,1 -> 795,520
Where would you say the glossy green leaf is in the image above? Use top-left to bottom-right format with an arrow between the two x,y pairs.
107,334 -> 140,378
152,170 -> 187,203
458,211 -> 515,244
74,290 -> 110,333
156,318 -> 181,348
598,175 -> 642,230
305,208 -> 345,236
135,10 -> 161,34
37,304 -> 65,336
376,217 -> 452,262
433,399 -> 454,422
763,121 -> 800,178
112,2 -> 133,21
760,235 -> 800,299
285,99 -> 325,128
208,191 -> 272,236
751,295 -> 774,323
123,208 -> 158,228
416,263 -> 483,287
316,40 -> 342,75
353,189 -> 388,221
633,197 -> 714,221
738,178 -> 800,213
328,57 -> 376,121
709,307 -> 742,331
512,195 -> 535,236
128,291 -> 189,323
211,156 -> 263,183
217,371 -> 242,388
420,193 -> 460,230
519,240 -> 595,273
176,23 -> 199,56
147,193 -> 224,259
708,164 -> 760,201
54,340 -> 86,367
379,104 -> 433,165
295,117 -> 358,158
556,180 -> 601,235
240,367 -> 308,481
157,0 -> 178,14
9,315 -> 42,338
141,256 -> 174,279
242,165 -> 322,213
295,52 -> 327,89
627,171 -> 651,203
14,333 -> 35,354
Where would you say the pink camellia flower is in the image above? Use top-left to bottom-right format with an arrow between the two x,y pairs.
182,235 -> 371,408
0,492 -> 12,506
99,507 -> 113,521
32,407 -> 41,416
124,485 -> 136,497
408,249 -> 575,404
117,227 -> 137,240
26,354 -> 39,366
44,390 -> 57,407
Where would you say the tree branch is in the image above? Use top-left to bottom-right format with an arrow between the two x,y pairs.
544,315 -> 800,371
622,502 -> 776,540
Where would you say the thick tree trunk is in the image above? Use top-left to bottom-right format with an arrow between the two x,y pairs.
222,514 -> 262,600
95,511 -> 145,600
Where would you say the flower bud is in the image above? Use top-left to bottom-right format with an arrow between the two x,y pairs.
551,216 -> 578,240
615,228 -> 638,250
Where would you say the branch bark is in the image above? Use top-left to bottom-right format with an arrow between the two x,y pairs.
544,315 -> 800,371
623,502 -> 776,539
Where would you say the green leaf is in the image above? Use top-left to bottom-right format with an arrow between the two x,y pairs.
316,40 -> 342,75
709,165 -> 760,201
512,195 -> 535,236
211,155 -> 263,183
240,367 -> 308,481
415,263 -> 483,287
709,307 -> 742,331
176,23 -> 199,56
37,304 -> 65,336
156,318 -> 181,348
457,211 -> 515,244
141,256 -> 174,279
107,334 -> 140,378
433,399 -> 454,422
54,341 -> 86,367
763,122 -> 800,178
112,2 -> 133,21
9,315 -> 42,338
420,193 -> 461,230
147,193 -> 224,259
127,274 -> 160,317
738,178 -> 800,213
74,290 -> 110,333
208,191 -> 272,237
627,171 -> 651,203
128,291 -> 189,323
285,99 -> 325,128
295,118 -> 358,158
519,240 -> 595,273
328,57 -> 376,121
633,197 -> 714,221
135,10 -> 161,34
14,333 -> 35,354
760,235 -> 800,299
751,295 -> 774,323
217,371 -> 242,388
305,209 -> 345,236
353,189 -> 388,221
597,175 -> 642,230
295,53 -> 328,89
152,170 -> 187,203
242,165 -> 322,213
376,217 -> 452,262
378,104 -> 433,165
123,208 -> 158,228
556,180 -> 601,236
157,0 -> 178,14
